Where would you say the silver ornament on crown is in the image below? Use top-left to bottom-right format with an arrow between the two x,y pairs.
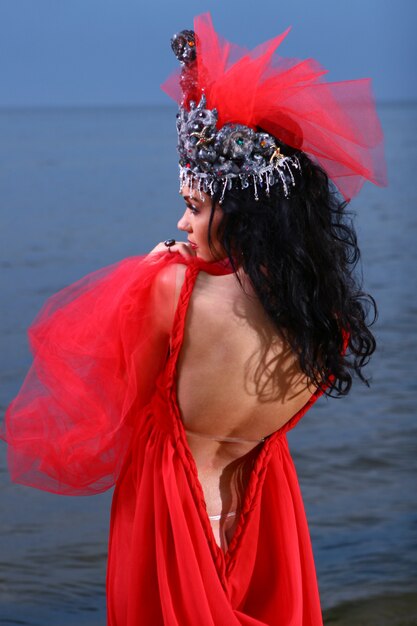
171,29 -> 301,203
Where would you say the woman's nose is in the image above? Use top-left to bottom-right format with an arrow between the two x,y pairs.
177,211 -> 191,232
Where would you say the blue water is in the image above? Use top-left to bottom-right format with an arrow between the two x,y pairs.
0,104 -> 416,625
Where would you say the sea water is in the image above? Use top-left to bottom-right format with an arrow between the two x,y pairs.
0,104 -> 416,625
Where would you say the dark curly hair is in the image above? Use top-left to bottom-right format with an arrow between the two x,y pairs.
206,140 -> 377,397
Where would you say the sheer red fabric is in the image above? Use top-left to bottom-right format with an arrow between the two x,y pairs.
162,12 -> 387,200
0,253 -> 181,494
2,253 -> 326,624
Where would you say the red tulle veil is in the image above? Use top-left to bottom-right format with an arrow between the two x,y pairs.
162,12 -> 387,200
0,253 -> 235,495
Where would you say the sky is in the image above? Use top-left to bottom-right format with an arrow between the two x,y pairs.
0,0 -> 416,107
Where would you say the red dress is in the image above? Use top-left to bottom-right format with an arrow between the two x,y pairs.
1,252 -> 325,625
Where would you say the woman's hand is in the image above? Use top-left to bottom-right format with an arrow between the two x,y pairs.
150,240 -> 197,258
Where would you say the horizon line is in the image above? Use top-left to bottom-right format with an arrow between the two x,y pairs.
0,99 -> 415,112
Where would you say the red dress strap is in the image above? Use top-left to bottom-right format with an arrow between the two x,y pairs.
162,264 -> 272,577
162,258 -> 329,576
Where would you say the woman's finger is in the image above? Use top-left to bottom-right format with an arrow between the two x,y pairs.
149,241 -> 196,257
169,242 -> 196,258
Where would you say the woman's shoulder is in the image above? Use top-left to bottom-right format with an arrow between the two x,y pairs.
148,251 -> 237,302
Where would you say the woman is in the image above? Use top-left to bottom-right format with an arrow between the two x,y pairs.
1,13 -> 386,626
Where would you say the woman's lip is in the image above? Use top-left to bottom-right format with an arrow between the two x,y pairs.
188,241 -> 198,249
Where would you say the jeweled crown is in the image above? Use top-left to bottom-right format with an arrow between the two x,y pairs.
163,14 -> 386,202
171,29 -> 301,202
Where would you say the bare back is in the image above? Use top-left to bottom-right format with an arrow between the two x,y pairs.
174,267 -> 315,551
176,269 -> 314,438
